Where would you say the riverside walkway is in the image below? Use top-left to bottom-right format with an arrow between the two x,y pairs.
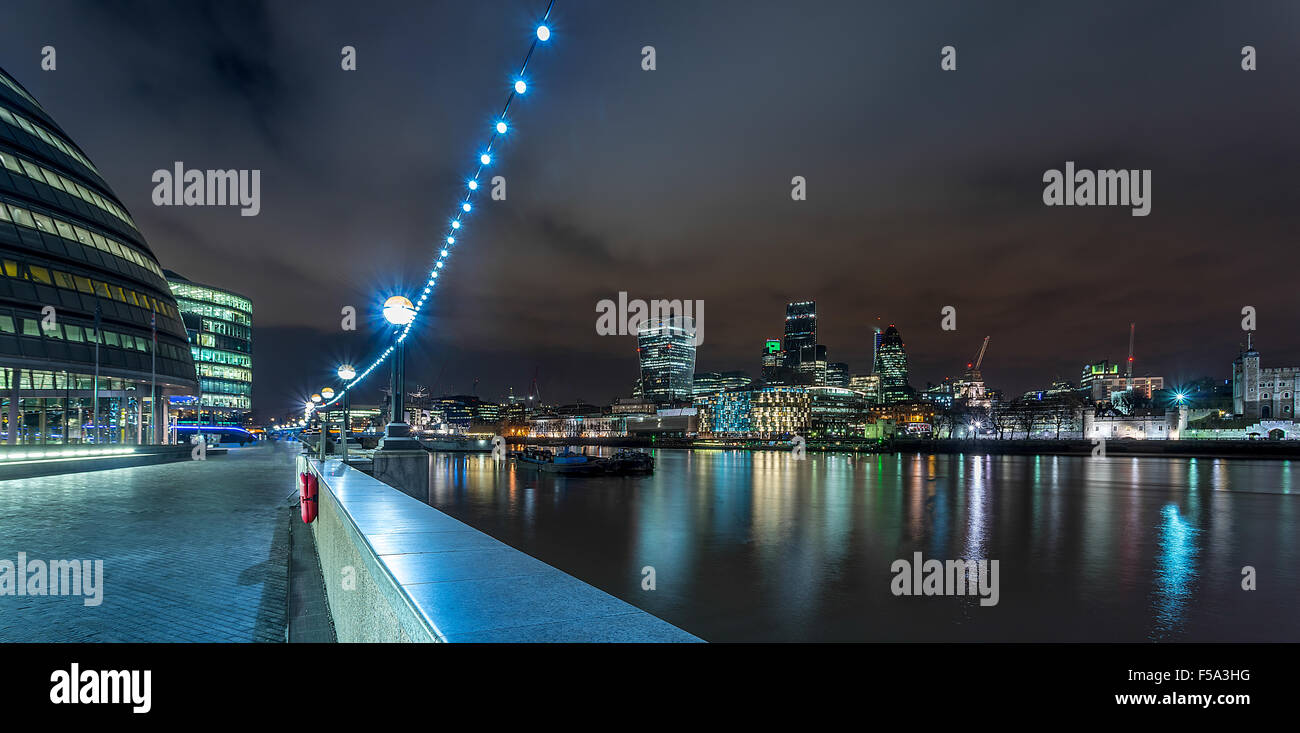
0,442 -> 296,642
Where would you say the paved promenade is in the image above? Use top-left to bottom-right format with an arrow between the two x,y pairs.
0,442 -> 297,642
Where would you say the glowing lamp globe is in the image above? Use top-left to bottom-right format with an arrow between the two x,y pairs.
321,387 -> 335,400
337,364 -> 356,381
383,295 -> 416,326
310,393 -> 322,403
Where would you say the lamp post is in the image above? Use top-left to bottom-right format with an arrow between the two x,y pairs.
310,393 -> 321,457
378,295 -> 421,450
320,387 -> 335,460
337,364 -> 355,463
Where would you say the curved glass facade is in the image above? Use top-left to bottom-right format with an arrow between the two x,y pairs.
167,273 -> 252,423
0,66 -> 197,445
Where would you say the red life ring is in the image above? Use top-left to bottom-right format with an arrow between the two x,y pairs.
301,472 -> 318,524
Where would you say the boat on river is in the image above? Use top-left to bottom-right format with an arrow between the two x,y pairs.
512,447 -> 654,476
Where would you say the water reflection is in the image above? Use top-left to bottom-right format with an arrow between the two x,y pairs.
1150,504 -> 1200,640
422,449 -> 1299,642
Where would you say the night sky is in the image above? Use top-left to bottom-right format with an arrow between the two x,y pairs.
4,0 -> 1300,419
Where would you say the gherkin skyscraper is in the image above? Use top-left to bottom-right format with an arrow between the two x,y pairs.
874,325 -> 911,403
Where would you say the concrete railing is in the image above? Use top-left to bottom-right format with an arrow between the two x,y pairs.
301,456 -> 701,642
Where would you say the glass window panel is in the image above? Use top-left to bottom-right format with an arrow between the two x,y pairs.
73,275 -> 93,293
21,319 -> 39,337
3,260 -> 18,277
52,271 -> 74,289
19,159 -> 43,179
30,212 -> 55,233
54,220 -> 74,239
0,315 -> 13,333
104,331 -> 119,347
28,266 -> 51,285
40,169 -> 64,190
8,206 -> 33,228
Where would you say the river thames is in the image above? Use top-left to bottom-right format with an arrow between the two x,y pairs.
423,449 -> 1299,642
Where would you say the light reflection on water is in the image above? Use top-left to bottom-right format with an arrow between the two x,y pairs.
424,449 -> 1299,642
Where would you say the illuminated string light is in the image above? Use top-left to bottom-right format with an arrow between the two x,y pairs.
316,0 -> 556,412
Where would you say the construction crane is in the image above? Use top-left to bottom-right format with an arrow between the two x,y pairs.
958,336 -> 990,400
968,336 -> 990,375
1126,323 -> 1135,391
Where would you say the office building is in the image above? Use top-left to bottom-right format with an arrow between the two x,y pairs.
167,272 -> 252,425
638,316 -> 696,402
874,325 -> 911,403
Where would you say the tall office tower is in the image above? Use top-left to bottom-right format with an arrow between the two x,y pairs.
827,362 -> 849,387
874,324 -> 911,403
871,327 -> 884,374
760,338 -> 785,383
794,343 -> 828,385
0,66 -> 196,446
167,272 -> 253,425
638,316 -> 697,403
783,301 -> 817,367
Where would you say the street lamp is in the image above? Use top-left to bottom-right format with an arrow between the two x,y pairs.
336,364 -> 355,463
378,296 -> 421,451
318,387 -> 337,459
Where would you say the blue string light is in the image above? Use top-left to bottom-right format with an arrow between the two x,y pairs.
313,1 -> 556,415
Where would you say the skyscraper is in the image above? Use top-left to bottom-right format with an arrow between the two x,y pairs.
166,271 -> 253,425
638,316 -> 696,403
783,301 -> 816,366
875,325 -> 911,403
760,338 -> 785,383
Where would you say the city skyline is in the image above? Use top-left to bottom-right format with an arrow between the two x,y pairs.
4,1 -> 1300,417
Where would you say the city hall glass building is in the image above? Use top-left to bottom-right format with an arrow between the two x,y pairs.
166,272 -> 252,425
0,67 -> 196,445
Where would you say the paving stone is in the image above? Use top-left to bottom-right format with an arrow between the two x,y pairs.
0,443 -> 297,642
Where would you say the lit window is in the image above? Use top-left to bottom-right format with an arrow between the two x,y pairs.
7,206 -> 33,228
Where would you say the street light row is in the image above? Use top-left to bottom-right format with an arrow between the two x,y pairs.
308,11 -> 556,419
